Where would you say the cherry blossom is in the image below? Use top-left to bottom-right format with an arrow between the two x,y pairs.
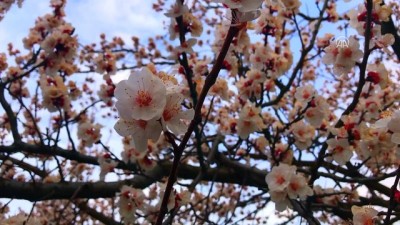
373,33 -> 395,49
374,110 -> 400,144
358,126 -> 397,168
269,190 -> 291,211
114,67 -> 167,121
265,163 -> 296,192
97,78 -> 116,105
121,138 -> 147,163
0,212 -> 46,225
304,96 -> 330,128
366,62 -> 389,89
322,36 -> 363,76
266,163 -> 313,211
287,174 -> 313,200
0,53 -> 7,72
236,69 -> 266,100
267,143 -> 294,165
290,121 -> 315,150
236,101 -> 266,139
326,138 -> 353,165
119,185 -> 146,224
0,1 -> 24,21
98,153 -> 118,181
77,122 -> 102,147
294,85 -> 315,104
164,1 -> 189,18
348,1 -> 392,36
359,95 -> 382,121
114,118 -> 162,152
169,38 -> 197,59
351,205 -> 378,225
209,78 -> 231,101
39,74 -> 70,112
168,12 -> 202,40
161,92 -> 194,134
254,8 -> 284,38
94,51 -> 117,76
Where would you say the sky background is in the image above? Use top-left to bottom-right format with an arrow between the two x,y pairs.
0,0 -> 164,54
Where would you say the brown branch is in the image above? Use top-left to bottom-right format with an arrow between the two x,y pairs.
0,85 -> 21,142
291,200 -> 321,225
0,165 -> 163,201
384,165 -> 400,224
309,0 -> 374,186
0,154 -> 48,178
381,7 -> 400,60
155,11 -> 241,225
77,202 -> 120,225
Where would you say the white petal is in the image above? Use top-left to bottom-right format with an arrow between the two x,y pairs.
238,0 -> 263,12
167,119 -> 187,134
114,80 -> 132,101
145,119 -> 163,141
238,10 -> 261,22
373,118 -> 390,129
114,119 -> 134,136
133,132 -> 147,152
115,101 -> 134,120
391,133 -> 400,144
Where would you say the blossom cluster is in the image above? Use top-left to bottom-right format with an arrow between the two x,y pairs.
351,205 -> 379,225
118,184 -> 190,224
265,163 -> 313,211
0,212 -> 47,225
322,0 -> 395,76
237,101 -> 266,139
322,36 -> 363,76
114,67 -> 194,152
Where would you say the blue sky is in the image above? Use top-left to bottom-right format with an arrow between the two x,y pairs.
0,0 -> 163,52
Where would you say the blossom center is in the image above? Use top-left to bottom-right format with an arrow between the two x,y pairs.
136,120 -> 147,129
343,48 -> 353,58
135,90 -> 152,107
334,146 -> 344,154
163,107 -> 178,122
289,182 -> 299,192
276,176 -> 286,185
364,218 -> 373,225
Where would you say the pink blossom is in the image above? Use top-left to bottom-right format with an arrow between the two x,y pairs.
294,85 -> 316,104
114,68 -> 166,121
374,110 -> 400,144
237,101 -> 266,139
77,122 -> 102,147
98,153 -> 118,181
326,138 -> 353,165
322,36 -> 363,76
265,163 -> 296,192
351,205 -> 378,225
287,174 -> 313,200
114,118 -> 162,152
164,1 -> 189,18
161,92 -> 194,135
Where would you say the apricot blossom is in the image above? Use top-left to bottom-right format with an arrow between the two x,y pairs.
114,68 -> 166,121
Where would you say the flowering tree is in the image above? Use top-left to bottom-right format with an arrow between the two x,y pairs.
1,0 -> 400,224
